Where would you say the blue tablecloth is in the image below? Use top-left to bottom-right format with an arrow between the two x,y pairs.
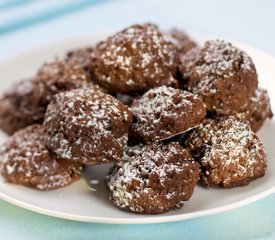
0,0 -> 275,239
1,195 -> 275,240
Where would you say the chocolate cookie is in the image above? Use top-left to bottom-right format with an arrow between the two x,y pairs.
0,124 -> 82,190
91,24 -> 179,94
0,59 -> 99,135
0,78 -> 45,135
65,47 -> 94,77
44,88 -> 133,165
180,40 -> 258,115
34,59 -> 95,106
164,28 -> 198,55
180,47 -> 201,81
130,86 -> 206,143
236,88 -> 273,132
184,117 -> 267,188
106,142 -> 200,214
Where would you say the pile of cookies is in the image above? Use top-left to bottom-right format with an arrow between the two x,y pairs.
0,23 -> 272,214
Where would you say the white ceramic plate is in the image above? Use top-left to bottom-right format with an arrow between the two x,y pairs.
0,34 -> 275,224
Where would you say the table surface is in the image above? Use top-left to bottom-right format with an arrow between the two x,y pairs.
0,0 -> 275,239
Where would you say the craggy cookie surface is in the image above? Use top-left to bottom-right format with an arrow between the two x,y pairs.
236,88 -> 273,132
0,59 -> 99,135
184,117 -> 267,188
164,28 -> 198,55
130,86 -> 206,143
92,24 -> 179,94
106,142 -> 200,214
0,78 -> 44,135
180,40 -> 258,115
44,88 -> 133,165
0,23 -> 272,215
0,124 -> 82,190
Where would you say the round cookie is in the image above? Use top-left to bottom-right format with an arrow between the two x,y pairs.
65,47 -> 94,76
34,59 -> 95,106
44,88 -> 133,165
164,28 -> 198,55
0,124 -> 82,190
91,24 -> 179,94
236,88 -> 273,132
180,39 -> 258,115
0,78 -> 45,135
184,117 -> 267,188
180,47 -> 201,80
130,86 -> 206,143
105,142 -> 200,214
179,47 -> 201,89
0,59 -> 100,135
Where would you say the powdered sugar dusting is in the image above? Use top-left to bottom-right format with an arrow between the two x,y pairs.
236,88 -> 273,131
180,39 -> 258,115
106,142 -> 199,212
164,28 -> 198,54
65,47 -> 94,71
0,124 -> 82,190
14,79 -> 34,95
44,88 -> 132,164
131,86 -> 205,142
93,24 -> 179,92
190,40 -> 255,95
186,117 -> 267,187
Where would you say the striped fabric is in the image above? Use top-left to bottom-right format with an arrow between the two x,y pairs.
0,0 -> 107,34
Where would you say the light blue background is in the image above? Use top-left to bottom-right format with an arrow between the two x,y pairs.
0,0 -> 275,239
1,0 -> 275,60
1,196 -> 275,240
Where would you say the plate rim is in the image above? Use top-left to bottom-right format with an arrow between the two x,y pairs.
1,184 -> 275,224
